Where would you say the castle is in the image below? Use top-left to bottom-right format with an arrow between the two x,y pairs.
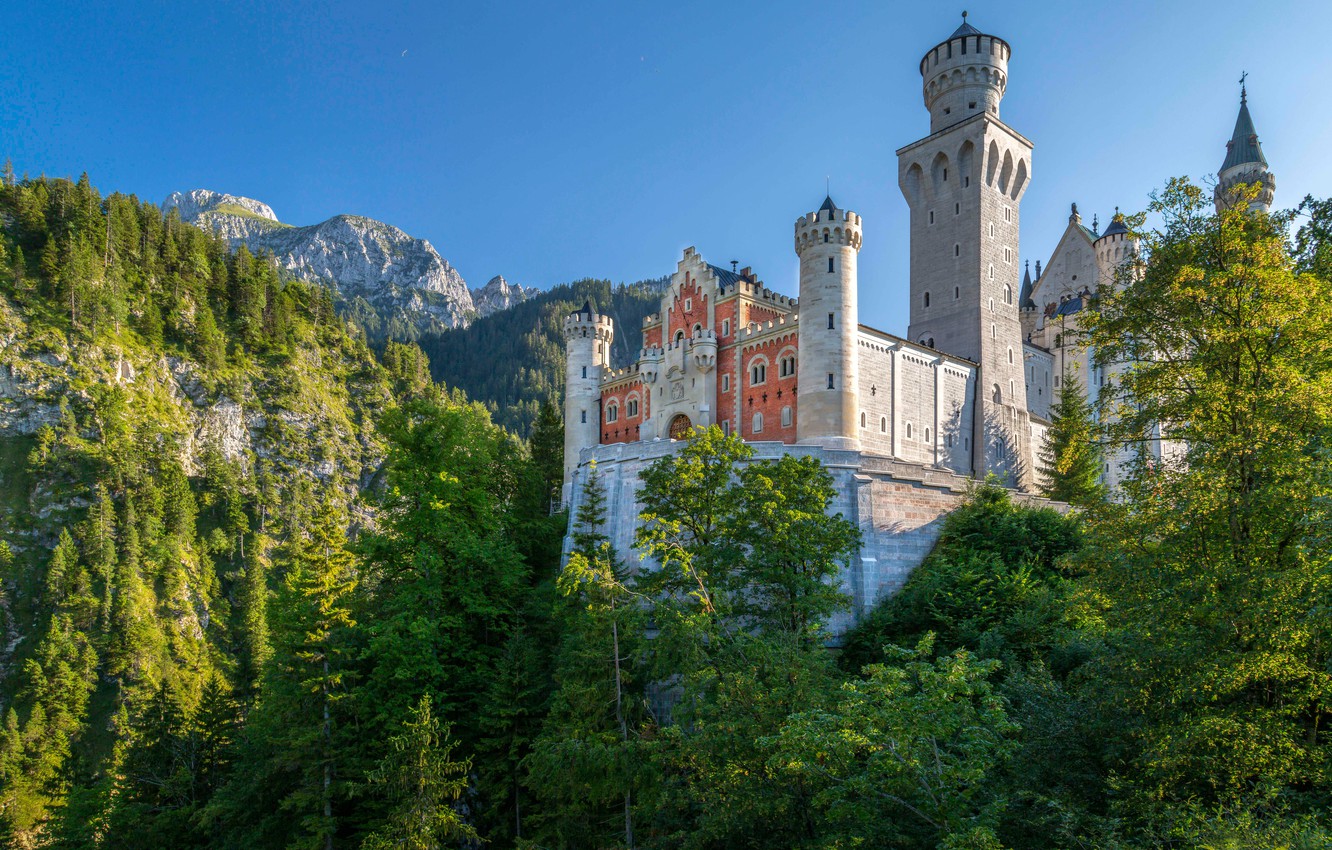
560,16 -> 1274,620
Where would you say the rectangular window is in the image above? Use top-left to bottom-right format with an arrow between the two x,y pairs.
580,410 -> 586,423
722,319 -> 730,336
827,312 -> 835,329
827,257 -> 835,273
929,210 -> 935,224
827,373 -> 835,390
722,374 -> 730,392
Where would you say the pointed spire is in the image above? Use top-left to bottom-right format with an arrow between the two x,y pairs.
1091,213 -> 1099,235
1221,74 -> 1267,172
1019,259 -> 1036,310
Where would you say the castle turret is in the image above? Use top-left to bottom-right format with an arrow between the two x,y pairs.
795,195 -> 862,451
1215,79 -> 1275,213
899,14 -> 1032,488
562,301 -> 614,502
1094,208 -> 1137,289
919,11 -> 1011,134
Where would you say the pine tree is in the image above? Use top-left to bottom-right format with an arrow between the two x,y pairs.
361,695 -> 477,850
1036,371 -> 1105,506
529,400 -> 564,504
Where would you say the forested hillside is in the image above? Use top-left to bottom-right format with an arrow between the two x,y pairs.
419,277 -> 666,435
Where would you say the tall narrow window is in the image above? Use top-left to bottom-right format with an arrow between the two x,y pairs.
880,416 -> 887,432
923,291 -> 931,308
752,412 -> 764,433
781,406 -> 792,427
581,366 -> 587,378
954,244 -> 960,257
954,202 -> 960,215
828,312 -> 835,329
929,210 -> 935,224
580,410 -> 587,423
823,231 -> 829,243
722,374 -> 730,392
827,373 -> 835,390
925,427 -> 931,443
860,412 -> 867,428
828,257 -> 835,273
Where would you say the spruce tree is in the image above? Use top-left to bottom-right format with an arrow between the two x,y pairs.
529,400 -> 564,503
361,695 -> 477,850
1037,371 -> 1104,506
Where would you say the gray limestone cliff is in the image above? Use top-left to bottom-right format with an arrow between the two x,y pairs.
164,189 -> 477,335
470,275 -> 534,318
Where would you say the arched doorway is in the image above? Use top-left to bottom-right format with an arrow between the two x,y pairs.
668,414 -> 692,440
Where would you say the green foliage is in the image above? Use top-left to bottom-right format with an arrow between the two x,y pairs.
776,638 -> 1018,849
1078,178 -> 1332,830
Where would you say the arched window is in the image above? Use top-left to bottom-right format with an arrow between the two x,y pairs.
675,330 -> 685,343
1007,347 -> 1014,364
1004,284 -> 1012,304
693,323 -> 703,337
923,291 -> 931,308
627,398 -> 639,417
906,423 -> 913,439
860,411 -> 867,428
752,412 -> 764,433
880,416 -> 887,432
924,427 -> 931,443
750,362 -> 767,385
992,383 -> 1002,403
928,337 -> 935,348
606,403 -> 618,423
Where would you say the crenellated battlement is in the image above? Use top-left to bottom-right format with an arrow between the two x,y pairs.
562,309 -> 615,343
918,16 -> 1010,134
795,209 -> 863,256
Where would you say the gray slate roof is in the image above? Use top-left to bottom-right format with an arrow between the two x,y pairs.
951,20 -> 982,37
1221,94 -> 1267,171
708,264 -> 746,291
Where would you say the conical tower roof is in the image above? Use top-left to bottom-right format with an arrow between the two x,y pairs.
1221,86 -> 1267,172
819,194 -> 838,213
1019,261 -> 1035,309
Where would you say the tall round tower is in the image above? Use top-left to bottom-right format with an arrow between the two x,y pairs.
919,11 -> 1011,134
562,301 -> 614,503
795,196 -> 862,451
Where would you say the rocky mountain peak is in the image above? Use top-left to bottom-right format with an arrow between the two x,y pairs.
471,275 -> 534,318
163,189 -> 278,223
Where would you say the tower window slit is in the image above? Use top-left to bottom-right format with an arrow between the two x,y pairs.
828,312 -> 835,329
828,257 -> 835,273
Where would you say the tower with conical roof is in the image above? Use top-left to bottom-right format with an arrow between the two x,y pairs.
897,13 -> 1033,488
795,194 -> 863,450
1215,78 -> 1275,213
562,300 -> 614,501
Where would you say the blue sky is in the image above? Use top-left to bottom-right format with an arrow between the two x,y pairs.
3,0 -> 1328,333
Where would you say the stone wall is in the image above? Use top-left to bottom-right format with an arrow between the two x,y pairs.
565,439 -> 1060,637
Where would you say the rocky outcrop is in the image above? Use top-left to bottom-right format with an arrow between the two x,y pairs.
470,275 -> 534,318
166,190 -> 479,335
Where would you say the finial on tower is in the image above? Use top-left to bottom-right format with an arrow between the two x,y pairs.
1092,213 -> 1099,234
1240,70 -> 1248,104
962,10 -> 968,22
